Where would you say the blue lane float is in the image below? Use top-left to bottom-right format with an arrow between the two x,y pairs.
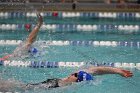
30,61 -> 59,68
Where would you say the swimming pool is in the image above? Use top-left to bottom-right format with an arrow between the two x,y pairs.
0,12 -> 140,93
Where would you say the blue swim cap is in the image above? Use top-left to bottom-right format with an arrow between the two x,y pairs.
0,60 -> 3,65
28,47 -> 38,54
77,71 -> 93,82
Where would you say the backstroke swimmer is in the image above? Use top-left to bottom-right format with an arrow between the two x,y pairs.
0,66 -> 133,91
0,65 -> 133,92
0,12 -> 43,61
25,66 -> 133,88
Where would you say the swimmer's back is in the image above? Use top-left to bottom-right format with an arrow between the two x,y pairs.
26,78 -> 60,89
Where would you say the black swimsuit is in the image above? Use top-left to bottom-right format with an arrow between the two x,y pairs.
27,78 -> 60,88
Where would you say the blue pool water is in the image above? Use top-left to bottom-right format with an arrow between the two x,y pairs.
0,12 -> 140,93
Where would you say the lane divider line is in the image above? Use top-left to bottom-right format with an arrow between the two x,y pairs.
0,60 -> 140,70
0,40 -> 139,48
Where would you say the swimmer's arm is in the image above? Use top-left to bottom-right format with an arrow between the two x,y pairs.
85,66 -> 133,78
26,13 -> 43,47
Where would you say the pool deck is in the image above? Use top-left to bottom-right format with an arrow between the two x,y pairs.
0,3 -> 140,12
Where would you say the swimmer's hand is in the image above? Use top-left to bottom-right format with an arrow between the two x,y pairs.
36,13 -> 43,26
120,69 -> 133,78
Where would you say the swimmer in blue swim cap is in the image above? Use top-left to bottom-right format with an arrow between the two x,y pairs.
26,66 -> 133,88
0,12 -> 43,60
0,66 -> 133,90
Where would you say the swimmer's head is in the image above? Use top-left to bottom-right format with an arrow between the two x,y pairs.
67,73 -> 78,82
77,71 -> 93,82
28,47 -> 38,54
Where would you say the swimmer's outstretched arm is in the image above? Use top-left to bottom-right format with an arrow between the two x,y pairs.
0,13 -> 43,61
26,13 -> 43,47
84,66 -> 133,78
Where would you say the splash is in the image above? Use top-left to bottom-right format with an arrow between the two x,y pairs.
0,78 -> 24,92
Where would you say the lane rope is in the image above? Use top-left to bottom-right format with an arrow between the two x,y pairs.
0,40 -> 139,48
0,12 -> 140,18
0,60 -> 140,69
0,24 -> 139,32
